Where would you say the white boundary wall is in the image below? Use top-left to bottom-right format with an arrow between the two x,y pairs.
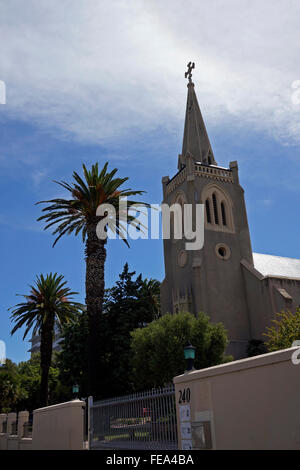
174,347 -> 300,450
0,400 -> 86,450
32,399 -> 85,450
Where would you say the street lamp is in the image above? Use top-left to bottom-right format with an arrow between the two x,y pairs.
184,342 -> 196,372
72,384 -> 79,400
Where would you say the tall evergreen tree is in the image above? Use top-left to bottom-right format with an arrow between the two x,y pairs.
103,263 -> 160,395
57,264 -> 160,398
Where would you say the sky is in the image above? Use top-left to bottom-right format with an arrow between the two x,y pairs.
1,0 -> 300,363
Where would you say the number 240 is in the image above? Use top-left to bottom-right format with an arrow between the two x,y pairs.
178,388 -> 191,404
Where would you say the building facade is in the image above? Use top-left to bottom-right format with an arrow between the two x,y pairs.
161,70 -> 300,358
28,323 -> 63,356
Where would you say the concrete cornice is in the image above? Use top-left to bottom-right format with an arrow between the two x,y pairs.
173,347 -> 299,384
34,399 -> 85,414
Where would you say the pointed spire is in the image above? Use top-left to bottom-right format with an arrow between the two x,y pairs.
180,63 -> 217,167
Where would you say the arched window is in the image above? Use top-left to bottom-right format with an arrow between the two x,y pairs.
221,202 -> 227,226
205,199 -> 212,223
202,184 -> 234,233
212,193 -> 219,225
208,155 -> 212,165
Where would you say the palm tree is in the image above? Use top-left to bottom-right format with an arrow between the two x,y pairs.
36,162 -> 148,397
10,273 -> 83,407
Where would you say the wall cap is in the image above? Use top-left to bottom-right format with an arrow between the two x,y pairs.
34,399 -> 85,414
173,347 -> 300,384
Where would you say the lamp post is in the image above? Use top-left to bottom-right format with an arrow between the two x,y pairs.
184,342 -> 196,372
72,384 -> 79,400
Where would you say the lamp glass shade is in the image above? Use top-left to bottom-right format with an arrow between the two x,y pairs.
184,344 -> 196,360
72,384 -> 79,394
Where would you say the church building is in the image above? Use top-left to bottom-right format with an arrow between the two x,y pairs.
160,63 -> 300,358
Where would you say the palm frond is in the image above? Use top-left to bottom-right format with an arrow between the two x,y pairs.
37,162 -> 149,246
9,273 -> 84,339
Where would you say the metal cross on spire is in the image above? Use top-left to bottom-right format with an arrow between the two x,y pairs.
185,61 -> 195,82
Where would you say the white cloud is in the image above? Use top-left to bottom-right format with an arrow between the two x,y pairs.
1,0 -> 300,148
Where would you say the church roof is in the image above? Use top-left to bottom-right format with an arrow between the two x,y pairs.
253,253 -> 300,279
182,80 -> 217,165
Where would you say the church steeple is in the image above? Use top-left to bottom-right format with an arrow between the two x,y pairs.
179,62 -> 217,169
161,64 -> 255,360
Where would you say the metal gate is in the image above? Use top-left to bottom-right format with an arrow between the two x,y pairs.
89,385 -> 178,450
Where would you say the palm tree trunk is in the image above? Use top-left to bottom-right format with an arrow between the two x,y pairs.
40,313 -> 55,407
85,219 -> 107,398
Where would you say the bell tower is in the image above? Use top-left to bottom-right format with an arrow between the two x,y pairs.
160,63 -> 254,358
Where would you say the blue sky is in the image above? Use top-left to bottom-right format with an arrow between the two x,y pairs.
1,0 -> 300,363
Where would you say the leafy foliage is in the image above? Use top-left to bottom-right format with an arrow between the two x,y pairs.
102,263 -> 161,396
15,354 -> 66,411
130,312 -> 230,390
264,308 -> 300,352
57,312 -> 89,398
0,360 -> 25,413
0,355 -> 64,413
57,263 -> 160,398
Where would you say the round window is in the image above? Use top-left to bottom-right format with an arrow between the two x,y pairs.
218,246 -> 226,257
215,243 -> 231,260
